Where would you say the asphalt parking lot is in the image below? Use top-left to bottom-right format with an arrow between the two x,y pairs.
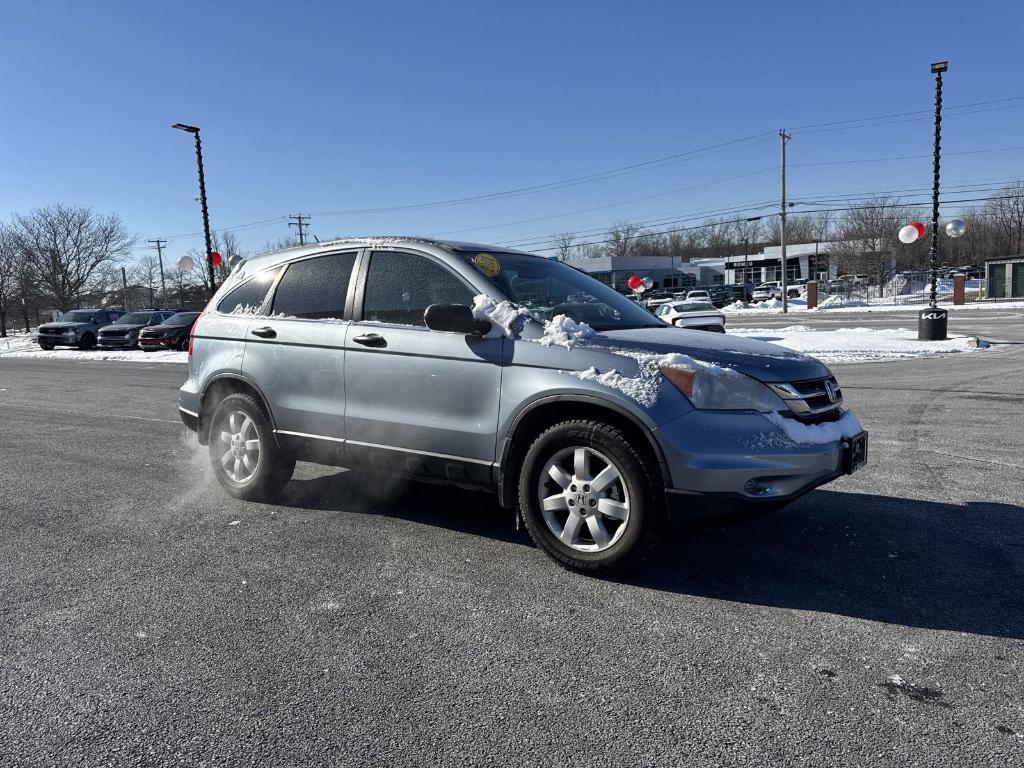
2,318 -> 1023,766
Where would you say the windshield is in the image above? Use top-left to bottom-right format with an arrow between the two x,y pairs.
165,312 -> 200,326
465,252 -> 663,331
62,311 -> 96,323
115,312 -> 155,325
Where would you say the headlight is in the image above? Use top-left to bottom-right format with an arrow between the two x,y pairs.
659,363 -> 785,412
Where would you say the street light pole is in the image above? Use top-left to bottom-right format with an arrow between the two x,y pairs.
917,62 -> 949,342
172,123 -> 217,294
927,62 -> 946,309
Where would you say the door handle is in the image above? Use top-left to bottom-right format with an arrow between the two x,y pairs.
353,333 -> 386,347
251,326 -> 277,339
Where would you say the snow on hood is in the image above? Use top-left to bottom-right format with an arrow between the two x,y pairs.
569,350 -> 742,407
471,293 -> 830,385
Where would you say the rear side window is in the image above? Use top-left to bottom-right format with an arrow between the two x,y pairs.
362,251 -> 475,326
217,270 -> 280,315
270,252 -> 356,320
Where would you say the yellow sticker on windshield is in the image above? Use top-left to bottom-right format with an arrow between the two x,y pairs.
474,253 -> 501,278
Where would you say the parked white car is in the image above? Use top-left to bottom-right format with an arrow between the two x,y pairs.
655,301 -> 726,332
752,282 -> 782,302
685,289 -> 711,302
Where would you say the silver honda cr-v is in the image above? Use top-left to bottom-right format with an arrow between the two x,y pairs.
179,237 -> 867,573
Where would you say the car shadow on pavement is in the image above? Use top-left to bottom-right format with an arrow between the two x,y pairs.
276,469 -> 529,546
636,489 -> 1024,639
278,473 -> 1024,638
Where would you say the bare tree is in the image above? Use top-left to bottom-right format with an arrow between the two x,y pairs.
552,232 -> 577,261
0,226 -> 17,336
604,222 -> 644,258
832,197 -> 923,294
985,181 -> 1024,256
8,205 -> 135,310
132,255 -> 163,307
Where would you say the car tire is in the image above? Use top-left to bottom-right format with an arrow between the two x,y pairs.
78,333 -> 96,350
518,419 -> 667,574
208,393 -> 295,501
178,337 -> 189,352
39,341 -> 54,350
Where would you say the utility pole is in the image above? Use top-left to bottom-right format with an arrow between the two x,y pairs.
148,238 -> 168,306
288,214 -> 310,246
121,266 -> 130,311
779,130 -> 791,313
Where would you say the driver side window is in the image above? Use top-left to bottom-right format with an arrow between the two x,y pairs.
362,251 -> 475,326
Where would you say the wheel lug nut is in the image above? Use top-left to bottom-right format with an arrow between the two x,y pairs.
568,499 -> 575,506
570,484 -> 577,492
583,485 -> 590,492
589,499 -> 597,507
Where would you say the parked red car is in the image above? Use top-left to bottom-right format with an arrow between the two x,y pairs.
138,312 -> 201,352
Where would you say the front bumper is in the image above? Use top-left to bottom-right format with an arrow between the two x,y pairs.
140,336 -> 180,349
98,337 -> 137,348
654,409 -> 863,518
37,334 -> 77,346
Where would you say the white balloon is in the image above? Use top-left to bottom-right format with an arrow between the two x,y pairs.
945,218 -> 967,238
641,276 -> 654,290
898,225 -> 919,244
176,255 -> 195,272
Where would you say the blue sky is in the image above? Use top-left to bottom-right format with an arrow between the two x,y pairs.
2,0 -> 1023,261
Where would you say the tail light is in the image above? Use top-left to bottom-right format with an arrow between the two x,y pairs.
188,310 -> 206,356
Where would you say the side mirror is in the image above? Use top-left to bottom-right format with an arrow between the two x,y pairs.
424,303 -> 490,335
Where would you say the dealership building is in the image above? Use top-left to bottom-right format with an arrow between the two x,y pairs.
561,255 -> 725,291
564,242 -> 838,291
724,242 -> 838,286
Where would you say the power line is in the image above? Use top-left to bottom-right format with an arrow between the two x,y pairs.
288,213 -> 311,245
525,193 -> 1022,254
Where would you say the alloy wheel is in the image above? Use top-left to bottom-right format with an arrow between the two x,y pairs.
537,446 -> 631,553
218,410 -> 261,483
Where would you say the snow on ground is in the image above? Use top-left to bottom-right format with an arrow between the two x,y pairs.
726,325 -> 986,363
0,333 -> 187,363
723,297 -> 1024,316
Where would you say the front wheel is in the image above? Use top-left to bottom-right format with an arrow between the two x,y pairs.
518,420 -> 666,574
78,333 -> 96,350
39,341 -> 54,350
208,393 -> 295,501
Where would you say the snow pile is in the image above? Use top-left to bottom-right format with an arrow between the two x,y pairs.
569,350 -> 736,407
725,300 -> 746,311
763,409 -> 863,445
537,314 -> 596,348
471,294 -> 539,339
726,326 -> 986,363
0,332 -> 186,363
757,297 -> 784,309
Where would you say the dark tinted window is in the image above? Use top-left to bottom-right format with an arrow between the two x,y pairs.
362,251 -> 475,326
217,270 -> 280,315
271,252 -> 356,320
165,312 -> 200,326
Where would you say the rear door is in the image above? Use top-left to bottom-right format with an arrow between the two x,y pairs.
239,250 -> 359,458
342,249 -> 504,483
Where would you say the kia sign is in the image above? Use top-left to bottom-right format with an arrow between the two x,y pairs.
918,306 -> 947,341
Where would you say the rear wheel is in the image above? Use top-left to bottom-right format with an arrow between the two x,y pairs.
208,393 -> 295,501
518,419 -> 666,574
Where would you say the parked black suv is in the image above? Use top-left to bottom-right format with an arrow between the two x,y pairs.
139,311 -> 201,351
97,310 -> 177,350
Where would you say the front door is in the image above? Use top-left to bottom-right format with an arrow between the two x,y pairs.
343,249 -> 503,484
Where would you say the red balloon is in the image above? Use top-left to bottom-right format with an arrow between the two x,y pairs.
627,275 -> 643,290
911,222 -> 926,239
210,251 -> 223,267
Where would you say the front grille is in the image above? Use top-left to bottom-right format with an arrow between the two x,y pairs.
102,330 -> 129,338
139,331 -> 161,339
770,376 -> 843,420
